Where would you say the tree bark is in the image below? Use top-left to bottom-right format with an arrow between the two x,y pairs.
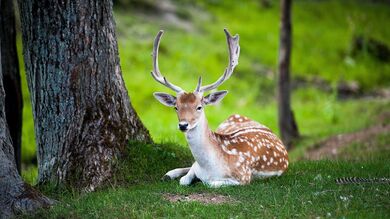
277,0 -> 299,149
0,26 -> 52,219
18,0 -> 151,191
0,0 -> 23,173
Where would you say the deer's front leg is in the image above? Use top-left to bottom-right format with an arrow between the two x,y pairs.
162,167 -> 191,180
179,163 -> 197,186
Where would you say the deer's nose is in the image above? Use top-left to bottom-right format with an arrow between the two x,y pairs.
178,122 -> 189,131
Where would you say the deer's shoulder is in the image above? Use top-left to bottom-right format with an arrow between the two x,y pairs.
215,114 -> 272,135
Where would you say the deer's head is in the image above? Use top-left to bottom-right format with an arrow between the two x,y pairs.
151,29 -> 240,132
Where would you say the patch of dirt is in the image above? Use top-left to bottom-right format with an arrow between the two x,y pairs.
304,123 -> 390,160
163,193 -> 236,204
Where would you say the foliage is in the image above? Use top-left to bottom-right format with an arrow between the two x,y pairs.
115,0 -> 389,144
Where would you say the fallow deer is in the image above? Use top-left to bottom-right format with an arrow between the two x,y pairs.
151,29 -> 288,188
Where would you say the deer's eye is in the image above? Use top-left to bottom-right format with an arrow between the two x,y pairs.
174,106 -> 178,111
196,106 -> 203,111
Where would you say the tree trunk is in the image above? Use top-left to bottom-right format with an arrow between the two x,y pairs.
18,0 -> 151,191
0,0 -> 22,173
0,28 -> 52,219
277,0 -> 299,149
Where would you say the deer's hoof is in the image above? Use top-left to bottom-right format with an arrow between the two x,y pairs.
179,176 -> 192,186
161,175 -> 172,181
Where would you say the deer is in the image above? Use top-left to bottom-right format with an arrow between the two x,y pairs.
151,29 -> 289,188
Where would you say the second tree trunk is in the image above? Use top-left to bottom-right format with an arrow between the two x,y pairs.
277,0 -> 299,149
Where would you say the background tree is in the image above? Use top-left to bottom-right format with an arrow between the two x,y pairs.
277,0 -> 299,148
0,0 -> 22,173
0,30 -> 52,219
18,0 -> 151,191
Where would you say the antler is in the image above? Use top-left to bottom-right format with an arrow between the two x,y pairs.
198,28 -> 240,93
151,30 -> 184,93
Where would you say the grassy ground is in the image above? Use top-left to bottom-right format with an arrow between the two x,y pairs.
27,140 -> 390,218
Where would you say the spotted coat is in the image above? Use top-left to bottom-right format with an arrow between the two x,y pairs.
211,114 -> 289,184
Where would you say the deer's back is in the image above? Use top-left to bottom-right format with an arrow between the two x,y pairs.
216,114 -> 271,135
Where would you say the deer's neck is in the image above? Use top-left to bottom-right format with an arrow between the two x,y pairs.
185,113 -> 221,169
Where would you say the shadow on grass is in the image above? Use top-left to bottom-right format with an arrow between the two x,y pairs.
113,141 -> 193,186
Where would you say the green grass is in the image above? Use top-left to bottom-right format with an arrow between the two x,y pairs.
27,141 -> 390,218
113,141 -> 193,186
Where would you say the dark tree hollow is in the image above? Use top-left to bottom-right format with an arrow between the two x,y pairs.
0,0 -> 23,173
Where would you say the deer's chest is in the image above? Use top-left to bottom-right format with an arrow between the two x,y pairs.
186,134 -> 227,180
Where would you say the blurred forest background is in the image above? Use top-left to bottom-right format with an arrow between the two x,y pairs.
17,0 -> 389,181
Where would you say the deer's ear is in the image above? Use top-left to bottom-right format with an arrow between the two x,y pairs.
203,90 -> 228,105
153,92 -> 177,107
